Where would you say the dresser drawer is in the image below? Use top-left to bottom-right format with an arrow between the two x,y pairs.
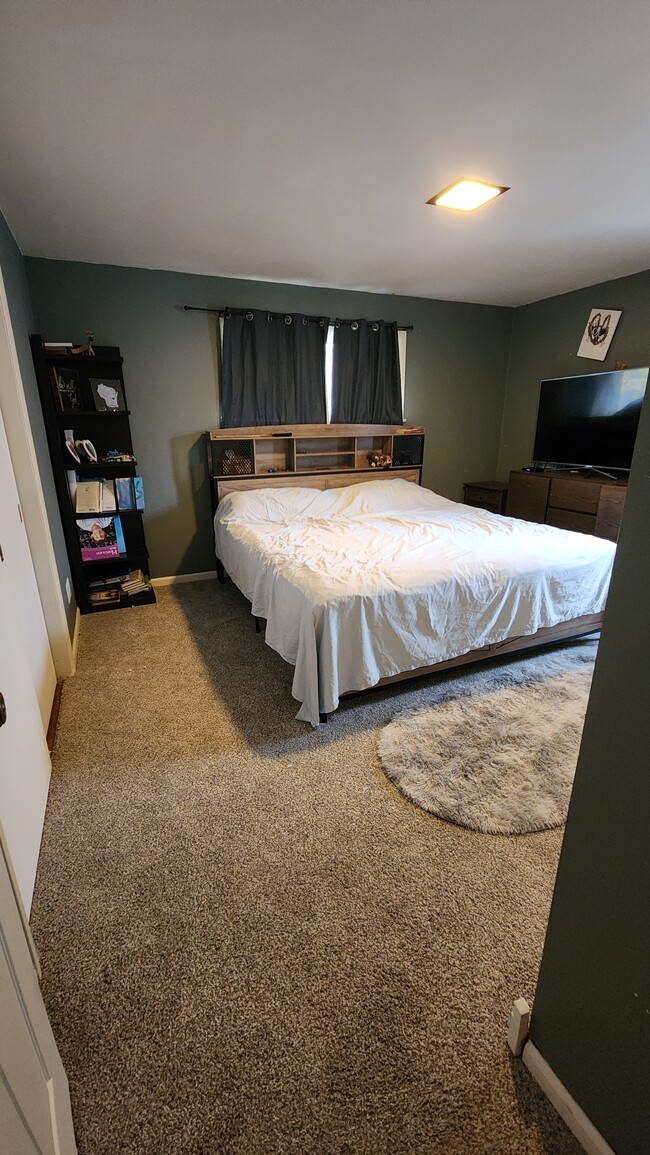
594,485 -> 627,541
546,508 -> 597,534
548,477 -> 601,515
506,473 -> 550,521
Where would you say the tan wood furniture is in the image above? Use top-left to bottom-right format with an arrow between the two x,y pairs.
462,480 -> 509,515
206,423 -> 425,507
209,435 -> 605,719
506,470 -> 627,541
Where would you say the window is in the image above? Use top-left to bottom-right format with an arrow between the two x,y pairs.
324,325 -> 407,422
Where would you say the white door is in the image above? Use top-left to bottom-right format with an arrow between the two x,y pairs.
0,408 -> 52,912
0,827 -> 77,1154
0,394 -> 56,732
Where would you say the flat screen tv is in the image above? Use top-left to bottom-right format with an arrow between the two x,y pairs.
533,367 -> 649,472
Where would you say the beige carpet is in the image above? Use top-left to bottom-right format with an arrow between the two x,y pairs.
30,582 -> 585,1155
378,641 -> 596,834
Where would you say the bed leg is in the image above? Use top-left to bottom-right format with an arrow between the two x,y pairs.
255,616 -> 263,633
319,712 -> 328,723
216,558 -> 226,584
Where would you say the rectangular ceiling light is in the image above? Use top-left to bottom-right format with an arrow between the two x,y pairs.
427,178 -> 509,212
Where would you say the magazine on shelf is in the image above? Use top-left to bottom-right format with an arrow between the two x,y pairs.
76,515 -> 126,561
133,476 -> 145,510
88,589 -> 120,605
74,478 -> 117,514
90,377 -> 126,412
115,475 -> 145,511
75,480 -> 102,513
115,477 -> 134,509
101,479 -> 116,511
119,568 -> 151,594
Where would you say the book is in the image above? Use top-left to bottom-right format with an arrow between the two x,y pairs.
120,568 -> 151,595
115,476 -> 135,510
101,479 -> 116,512
115,476 -> 145,511
90,377 -> 126,412
133,476 -> 145,510
44,341 -> 73,353
75,480 -> 102,513
76,515 -> 126,561
89,589 -> 120,604
66,470 -> 78,506
75,478 -> 117,513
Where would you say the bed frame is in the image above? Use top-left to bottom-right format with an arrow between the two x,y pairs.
208,428 -> 603,717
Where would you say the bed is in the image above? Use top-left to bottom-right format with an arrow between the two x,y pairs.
213,476 -> 614,725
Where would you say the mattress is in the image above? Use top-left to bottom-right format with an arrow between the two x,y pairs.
214,478 -> 615,725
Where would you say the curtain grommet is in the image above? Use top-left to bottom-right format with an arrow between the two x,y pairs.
245,312 -> 254,322
285,315 -> 292,325
372,322 -> 379,332
351,321 -> 359,331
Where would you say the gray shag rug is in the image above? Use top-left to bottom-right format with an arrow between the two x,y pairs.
378,640 -> 597,834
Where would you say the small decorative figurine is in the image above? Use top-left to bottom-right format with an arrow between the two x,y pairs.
71,330 -> 95,356
367,451 -> 393,470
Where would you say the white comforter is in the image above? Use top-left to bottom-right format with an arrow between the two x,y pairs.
214,478 -> 615,725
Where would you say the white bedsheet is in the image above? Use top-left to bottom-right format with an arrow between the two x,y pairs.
214,478 -> 615,725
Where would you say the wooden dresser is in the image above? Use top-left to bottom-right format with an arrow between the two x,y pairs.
463,480 -> 509,515
506,471 -> 627,542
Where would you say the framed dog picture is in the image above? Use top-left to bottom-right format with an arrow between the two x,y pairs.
577,308 -> 622,361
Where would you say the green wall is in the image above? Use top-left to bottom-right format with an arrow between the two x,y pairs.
498,269 -> 650,478
0,212 -> 76,636
25,258 -> 512,578
529,378 -> 650,1153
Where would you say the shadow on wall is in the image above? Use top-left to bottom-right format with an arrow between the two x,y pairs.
144,432 -> 215,579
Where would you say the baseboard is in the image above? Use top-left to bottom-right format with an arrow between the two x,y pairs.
46,681 -> 64,753
522,1042 -> 616,1155
71,607 -> 81,671
150,571 -> 218,588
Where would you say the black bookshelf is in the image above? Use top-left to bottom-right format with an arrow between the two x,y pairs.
31,335 -> 156,614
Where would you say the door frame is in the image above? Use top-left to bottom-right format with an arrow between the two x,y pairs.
0,263 -> 76,678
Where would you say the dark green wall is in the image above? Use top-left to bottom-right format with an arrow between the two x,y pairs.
25,258 -> 512,578
529,379 -> 650,1153
0,212 -> 76,636
498,269 -> 650,478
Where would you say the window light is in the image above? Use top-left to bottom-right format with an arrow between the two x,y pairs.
427,178 -> 509,212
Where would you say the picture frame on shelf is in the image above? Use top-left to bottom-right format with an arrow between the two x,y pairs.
90,376 -> 126,412
52,367 -> 83,412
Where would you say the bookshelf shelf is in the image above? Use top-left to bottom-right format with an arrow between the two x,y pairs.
31,335 -> 156,615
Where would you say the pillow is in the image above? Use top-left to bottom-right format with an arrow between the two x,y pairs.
308,477 -> 458,517
216,486 -> 322,525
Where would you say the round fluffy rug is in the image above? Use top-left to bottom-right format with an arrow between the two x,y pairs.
378,640 -> 597,835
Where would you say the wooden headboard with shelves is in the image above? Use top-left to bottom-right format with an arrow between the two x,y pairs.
206,423 -> 425,507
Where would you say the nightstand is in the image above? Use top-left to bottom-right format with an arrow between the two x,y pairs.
463,480 -> 509,515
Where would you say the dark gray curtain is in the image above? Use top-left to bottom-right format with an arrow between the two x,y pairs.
331,319 -> 403,424
221,308 -> 329,426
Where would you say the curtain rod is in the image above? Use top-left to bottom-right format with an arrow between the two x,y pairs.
182,304 -> 413,331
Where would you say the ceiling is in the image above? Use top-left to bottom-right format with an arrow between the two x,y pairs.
2,0 -> 650,307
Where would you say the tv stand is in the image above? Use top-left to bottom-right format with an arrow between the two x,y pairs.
506,470 -> 627,541
581,466 -> 618,481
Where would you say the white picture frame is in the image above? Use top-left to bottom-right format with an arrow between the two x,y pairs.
576,308 -> 622,361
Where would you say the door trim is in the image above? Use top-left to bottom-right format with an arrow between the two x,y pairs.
0,263 -> 75,679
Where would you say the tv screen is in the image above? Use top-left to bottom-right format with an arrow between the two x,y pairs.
533,367 -> 649,471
